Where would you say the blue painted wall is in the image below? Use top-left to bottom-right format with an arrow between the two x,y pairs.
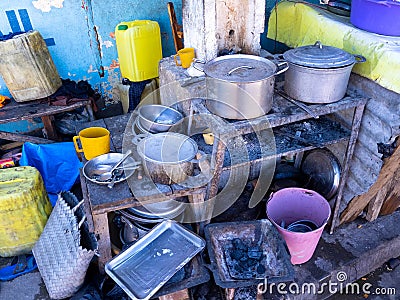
0,0 -> 181,133
0,0 -> 181,99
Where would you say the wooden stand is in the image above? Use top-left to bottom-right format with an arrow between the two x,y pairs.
77,114 -> 209,272
0,98 -> 93,142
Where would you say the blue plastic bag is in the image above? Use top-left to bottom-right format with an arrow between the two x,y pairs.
20,142 -> 82,206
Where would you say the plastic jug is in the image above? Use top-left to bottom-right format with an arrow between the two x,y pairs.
0,31 -> 61,102
0,166 -> 52,256
115,20 -> 163,82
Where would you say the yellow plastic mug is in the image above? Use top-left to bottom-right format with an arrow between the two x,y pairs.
174,47 -> 195,68
73,127 -> 110,160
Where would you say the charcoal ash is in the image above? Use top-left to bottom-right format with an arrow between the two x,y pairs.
225,238 -> 267,280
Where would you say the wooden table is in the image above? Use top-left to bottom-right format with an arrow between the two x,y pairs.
0,98 -> 93,142
77,114 -> 208,272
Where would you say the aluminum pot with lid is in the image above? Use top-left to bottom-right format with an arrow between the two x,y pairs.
195,54 -> 288,119
282,41 -> 365,104
133,132 -> 205,185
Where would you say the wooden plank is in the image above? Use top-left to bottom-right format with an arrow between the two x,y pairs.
41,115 -> 59,140
233,95 -> 368,134
159,289 -> 190,300
80,169 -> 94,232
380,171 -> 400,215
0,141 -> 23,151
92,213 -> 111,273
366,183 -> 390,221
0,131 -> 54,144
0,98 -> 89,123
331,104 -> 365,233
340,142 -> 400,224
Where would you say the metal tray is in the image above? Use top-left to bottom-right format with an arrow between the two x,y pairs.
105,220 -> 205,300
204,219 -> 294,289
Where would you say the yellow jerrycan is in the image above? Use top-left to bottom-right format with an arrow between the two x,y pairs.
0,166 -> 52,257
115,20 -> 163,82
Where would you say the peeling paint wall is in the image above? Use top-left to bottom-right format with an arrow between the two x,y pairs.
0,0 -> 181,101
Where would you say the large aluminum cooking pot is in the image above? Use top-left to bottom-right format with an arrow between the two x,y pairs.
282,41 -> 366,104
196,54 -> 288,119
134,132 -> 204,185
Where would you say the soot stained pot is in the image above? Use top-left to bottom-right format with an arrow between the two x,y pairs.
282,41 -> 366,104
198,54 -> 288,119
135,132 -> 202,185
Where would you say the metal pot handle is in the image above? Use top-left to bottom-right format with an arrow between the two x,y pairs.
274,61 -> 289,76
314,41 -> 323,49
192,59 -> 206,72
227,65 -> 254,76
131,133 -> 148,145
189,150 -> 208,164
354,54 -> 366,63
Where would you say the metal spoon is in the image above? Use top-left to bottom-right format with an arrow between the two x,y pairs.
92,164 -> 140,176
98,150 -> 132,182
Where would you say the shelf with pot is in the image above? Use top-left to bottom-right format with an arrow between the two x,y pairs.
191,89 -> 367,234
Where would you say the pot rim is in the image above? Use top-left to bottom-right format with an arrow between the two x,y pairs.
286,60 -> 355,70
137,132 -> 199,164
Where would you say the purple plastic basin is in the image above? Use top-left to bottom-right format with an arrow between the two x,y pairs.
350,0 -> 400,36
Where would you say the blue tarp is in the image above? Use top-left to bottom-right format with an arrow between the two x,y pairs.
20,142 -> 82,206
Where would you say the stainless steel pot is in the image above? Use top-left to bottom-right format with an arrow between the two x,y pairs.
134,132 -> 203,185
196,54 -> 288,119
282,41 -> 366,104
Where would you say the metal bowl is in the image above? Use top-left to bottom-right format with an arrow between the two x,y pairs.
137,104 -> 183,133
83,153 -> 137,185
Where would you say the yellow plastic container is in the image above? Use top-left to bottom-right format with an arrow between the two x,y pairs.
0,31 -> 62,102
115,20 -> 163,82
0,166 -> 52,257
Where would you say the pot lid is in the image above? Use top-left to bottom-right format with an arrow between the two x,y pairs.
138,132 -> 198,164
203,54 -> 277,82
301,148 -> 341,199
283,41 -> 355,68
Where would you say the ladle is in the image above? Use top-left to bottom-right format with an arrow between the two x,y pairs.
98,150 -> 133,182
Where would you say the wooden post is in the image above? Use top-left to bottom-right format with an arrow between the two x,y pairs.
330,104 -> 365,233
183,0 -> 266,61
92,213 -> 112,273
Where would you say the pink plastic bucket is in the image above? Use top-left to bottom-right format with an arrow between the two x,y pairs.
266,188 -> 331,265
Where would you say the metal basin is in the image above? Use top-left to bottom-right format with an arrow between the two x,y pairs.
138,104 -> 183,133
